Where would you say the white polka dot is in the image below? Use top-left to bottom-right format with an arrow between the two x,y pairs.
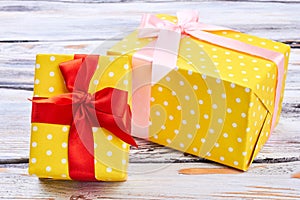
179,143 -> 185,148
94,143 -> 97,149
226,59 -> 232,62
238,55 -> 244,59
241,113 -> 247,118
218,118 -> 223,124
35,63 -> 40,69
123,64 -> 129,70
177,105 -> 182,110
169,115 -> 174,121
196,124 -> 200,129
228,73 -> 234,77
166,139 -> 171,144
31,158 -> 36,163
34,79 -> 40,84
108,72 -> 114,77
214,143 -> 219,148
240,63 -> 245,66
212,104 -> 218,109
261,41 -> 266,45
122,143 -> 127,149
32,142 -> 37,147
234,161 -> 239,166
237,137 -> 242,143
158,87 -> 163,92
266,63 -> 272,67
274,45 -> 279,49
106,168 -> 112,173
246,127 -> 251,132
163,101 -> 168,106
212,55 -> 218,58
220,156 -> 225,161
228,147 -> 234,152
171,91 -> 176,96
193,85 -> 198,90
174,129 -> 179,134
209,129 -> 214,134
150,97 -> 155,102
203,114 -> 209,119
32,126 -> 38,131
93,80 -> 99,85
230,83 -> 235,88
212,47 -> 217,51
254,67 -> 259,71
223,133 -> 228,138
46,166 -> 51,172
227,108 -> 232,113
161,125 -> 166,130
202,74 -> 206,79
62,142 -> 67,148
61,174 -> 67,178
92,127 -> 98,133
179,81 -> 184,86
153,134 -> 158,139
106,151 -> 112,157
198,100 -> 203,104
107,135 -> 113,141
47,134 -> 52,140
123,80 -> 128,85
165,76 -> 171,82
62,126 -> 68,132
221,93 -> 226,99
122,159 -> 126,165
245,88 -> 250,93
50,56 -> 55,61
46,150 -> 52,156
193,147 -> 198,152
187,70 -> 193,75
61,158 -> 67,164
49,71 -> 55,77
207,89 -> 212,95
187,134 -> 193,139
201,138 -> 206,143
241,70 -> 247,75
236,98 -> 241,103
216,79 -> 221,84
227,66 -> 233,70
248,38 -> 253,42
249,102 -> 254,107
232,123 -> 237,128
256,75 -> 261,79
182,120 -> 187,125
200,58 -> 206,62
48,87 -> 54,93
155,111 -> 161,116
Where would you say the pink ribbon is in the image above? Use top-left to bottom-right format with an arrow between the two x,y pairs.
131,10 -> 285,139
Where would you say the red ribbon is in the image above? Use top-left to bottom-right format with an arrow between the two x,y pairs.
31,54 -> 137,181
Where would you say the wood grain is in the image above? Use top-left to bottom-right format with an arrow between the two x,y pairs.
1,0 -> 300,198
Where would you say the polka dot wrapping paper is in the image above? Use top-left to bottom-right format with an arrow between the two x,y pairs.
108,13 -> 290,171
29,54 -> 133,181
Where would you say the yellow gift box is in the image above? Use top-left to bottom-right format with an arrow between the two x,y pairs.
29,54 -> 134,181
108,12 -> 290,171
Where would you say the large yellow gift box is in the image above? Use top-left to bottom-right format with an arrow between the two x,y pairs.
108,11 -> 290,171
29,54 -> 136,181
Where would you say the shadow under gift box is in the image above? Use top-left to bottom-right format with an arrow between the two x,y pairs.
29,54 -> 133,181
107,13 -> 290,171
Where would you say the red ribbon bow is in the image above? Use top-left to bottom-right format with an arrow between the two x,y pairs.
31,54 -> 137,181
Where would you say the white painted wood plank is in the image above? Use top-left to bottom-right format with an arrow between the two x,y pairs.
0,162 -> 300,199
0,1 -> 300,41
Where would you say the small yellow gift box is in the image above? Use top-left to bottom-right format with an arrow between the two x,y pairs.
29,54 -> 136,181
108,11 -> 290,171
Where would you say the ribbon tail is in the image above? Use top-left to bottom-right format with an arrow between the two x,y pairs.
68,109 -> 96,181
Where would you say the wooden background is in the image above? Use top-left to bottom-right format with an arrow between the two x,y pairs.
0,0 -> 300,199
